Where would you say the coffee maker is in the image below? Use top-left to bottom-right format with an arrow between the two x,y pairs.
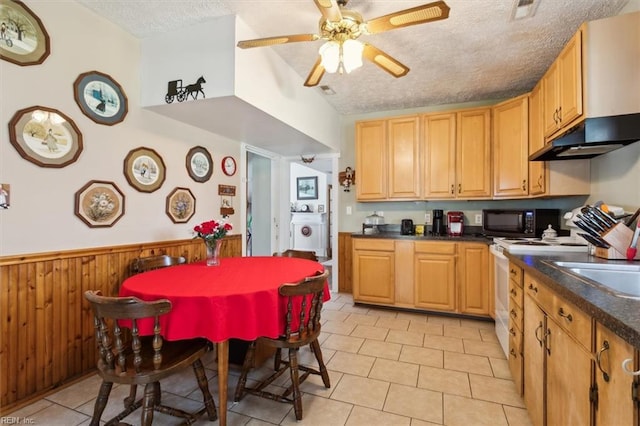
432,209 -> 445,236
447,211 -> 464,236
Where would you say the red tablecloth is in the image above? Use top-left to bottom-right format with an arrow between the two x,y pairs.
119,256 -> 329,342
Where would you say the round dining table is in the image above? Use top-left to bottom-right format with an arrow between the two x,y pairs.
119,256 -> 329,426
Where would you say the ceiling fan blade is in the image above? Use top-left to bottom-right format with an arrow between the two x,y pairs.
365,1 -> 450,34
313,0 -> 343,23
304,57 -> 326,87
237,34 -> 319,49
362,44 -> 409,78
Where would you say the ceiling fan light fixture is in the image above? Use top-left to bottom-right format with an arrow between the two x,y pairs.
319,39 -> 363,74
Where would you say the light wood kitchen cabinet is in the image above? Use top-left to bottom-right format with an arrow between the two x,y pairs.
523,272 -> 592,426
456,108 -> 492,198
528,81 -> 546,196
422,112 -> 456,199
352,239 -> 395,303
543,28 -> 583,138
414,242 -> 457,312
422,108 -> 491,199
492,94 -> 529,198
355,115 -> 420,201
508,262 -> 524,395
355,119 -> 387,200
388,116 -> 420,199
458,243 -> 490,315
594,322 -> 639,425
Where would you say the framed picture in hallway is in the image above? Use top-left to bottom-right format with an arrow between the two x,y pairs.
296,176 -> 318,200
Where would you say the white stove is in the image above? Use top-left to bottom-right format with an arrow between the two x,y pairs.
492,236 -> 589,254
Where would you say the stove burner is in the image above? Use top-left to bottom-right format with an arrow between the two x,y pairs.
513,241 -> 549,246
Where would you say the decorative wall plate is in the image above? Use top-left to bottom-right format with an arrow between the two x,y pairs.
166,187 -> 195,223
186,146 -> 212,182
123,147 -> 166,193
73,71 -> 128,125
74,180 -> 125,228
8,105 -> 83,168
0,0 -> 51,66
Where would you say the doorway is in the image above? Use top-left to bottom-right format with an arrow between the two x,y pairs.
246,151 -> 272,256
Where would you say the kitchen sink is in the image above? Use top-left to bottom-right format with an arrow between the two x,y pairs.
549,261 -> 640,299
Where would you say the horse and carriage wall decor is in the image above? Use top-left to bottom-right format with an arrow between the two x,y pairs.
165,76 -> 206,103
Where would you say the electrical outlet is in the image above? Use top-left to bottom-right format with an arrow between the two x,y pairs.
346,206 -> 352,215
475,214 -> 482,225
425,213 -> 431,224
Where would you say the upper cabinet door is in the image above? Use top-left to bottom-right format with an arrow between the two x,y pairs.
528,81 -> 547,196
422,112 -> 456,199
492,95 -> 529,198
356,120 -> 387,200
387,116 -> 420,199
456,108 -> 492,198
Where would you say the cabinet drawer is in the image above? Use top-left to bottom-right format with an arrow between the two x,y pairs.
549,296 -> 592,350
414,241 -> 456,254
508,262 -> 523,286
509,301 -> 524,332
509,279 -> 524,308
353,239 -> 395,251
524,273 -> 554,314
508,327 -> 523,395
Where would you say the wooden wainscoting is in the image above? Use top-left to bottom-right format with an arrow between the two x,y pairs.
0,235 -> 242,414
338,232 -> 353,293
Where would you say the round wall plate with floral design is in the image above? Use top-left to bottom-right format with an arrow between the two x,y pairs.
123,147 -> 166,193
166,187 -> 195,223
186,146 -> 212,182
74,180 -> 125,228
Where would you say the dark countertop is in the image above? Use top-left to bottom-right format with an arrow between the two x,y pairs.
352,231 -> 492,244
505,251 -> 640,350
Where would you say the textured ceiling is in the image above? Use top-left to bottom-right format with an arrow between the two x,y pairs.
77,0 -> 630,115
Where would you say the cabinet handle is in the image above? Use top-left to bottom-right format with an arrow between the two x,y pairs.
596,340 -> 610,382
538,175 -> 543,188
558,307 -> 573,323
528,283 -> 538,293
510,288 -> 518,297
553,109 -> 559,124
458,184 -> 461,194
522,179 -> 527,191
509,327 -> 516,337
534,323 -> 543,346
510,309 -> 518,319
451,184 -> 454,194
621,358 -> 640,376
509,268 -> 517,276
510,348 -> 517,358
545,328 -> 551,355
558,105 -> 562,122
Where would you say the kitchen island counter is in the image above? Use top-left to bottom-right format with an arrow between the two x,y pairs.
505,251 -> 640,349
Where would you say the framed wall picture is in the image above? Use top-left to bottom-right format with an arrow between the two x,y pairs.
74,180 -> 125,228
166,187 -> 195,223
123,147 -> 166,193
186,146 -> 212,182
0,0 -> 51,66
8,106 -> 83,168
73,71 -> 128,125
296,176 -> 318,200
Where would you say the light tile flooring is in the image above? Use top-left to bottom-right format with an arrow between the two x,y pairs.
7,293 -> 533,425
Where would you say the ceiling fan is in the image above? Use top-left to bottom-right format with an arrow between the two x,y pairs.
236,0 -> 450,87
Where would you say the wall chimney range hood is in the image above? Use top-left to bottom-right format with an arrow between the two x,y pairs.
530,11 -> 640,161
529,113 -> 640,161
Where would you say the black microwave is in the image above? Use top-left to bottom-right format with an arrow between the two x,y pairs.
482,209 -> 560,238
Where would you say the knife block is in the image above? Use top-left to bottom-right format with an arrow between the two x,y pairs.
595,223 -> 640,260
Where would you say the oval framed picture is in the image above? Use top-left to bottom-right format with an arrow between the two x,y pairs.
74,180 -> 125,228
73,71 -> 128,125
186,146 -> 213,183
166,187 -> 196,223
0,0 -> 51,66
8,105 -> 83,168
123,147 -> 166,193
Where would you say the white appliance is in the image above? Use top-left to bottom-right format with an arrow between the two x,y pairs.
490,236 -> 589,356
290,213 -> 327,257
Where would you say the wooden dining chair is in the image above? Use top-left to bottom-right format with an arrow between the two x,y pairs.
233,269 -> 330,420
84,290 -> 217,426
129,254 -> 186,275
272,249 -> 318,261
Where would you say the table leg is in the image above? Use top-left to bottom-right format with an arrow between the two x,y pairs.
217,340 -> 229,426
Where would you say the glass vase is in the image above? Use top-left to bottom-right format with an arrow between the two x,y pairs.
205,239 -> 222,266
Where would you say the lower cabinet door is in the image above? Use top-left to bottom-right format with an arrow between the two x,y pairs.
523,296 -> 546,426
545,317 -> 592,426
353,249 -> 394,303
414,253 -> 456,311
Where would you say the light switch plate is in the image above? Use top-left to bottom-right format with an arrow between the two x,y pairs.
425,213 -> 431,224
475,214 -> 482,225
